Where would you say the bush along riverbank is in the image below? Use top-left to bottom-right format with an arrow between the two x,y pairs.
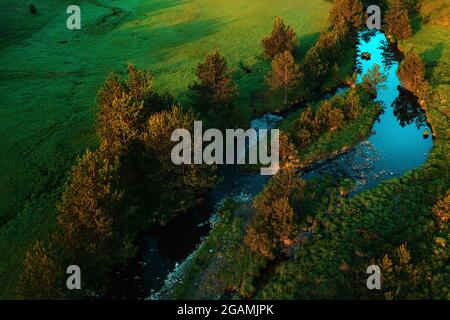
282,76 -> 383,170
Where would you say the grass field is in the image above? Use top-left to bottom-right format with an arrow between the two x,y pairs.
0,0 -> 332,298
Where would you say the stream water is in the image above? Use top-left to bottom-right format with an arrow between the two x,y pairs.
105,30 -> 433,299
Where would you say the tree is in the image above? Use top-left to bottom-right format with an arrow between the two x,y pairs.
433,192 -> 450,230
296,129 -> 312,149
292,106 -> 314,147
342,90 -> 362,120
385,0 -> 412,40
96,64 -> 173,154
137,106 -> 217,224
375,244 -> 425,299
300,47 -> 328,94
329,0 -> 364,31
271,197 -> 296,247
262,17 -> 297,59
397,51 -> 426,95
56,147 -> 134,292
266,51 -> 301,104
313,101 -> 333,134
279,132 -> 299,167
189,51 -> 237,126
16,241 -> 63,299
299,106 -> 314,131
245,169 -> 304,258
328,107 -> 345,131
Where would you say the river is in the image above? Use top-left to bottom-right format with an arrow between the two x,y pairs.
105,30 -> 433,299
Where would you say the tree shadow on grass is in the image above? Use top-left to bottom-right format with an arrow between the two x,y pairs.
421,42 -> 444,80
296,32 -> 321,60
141,0 -> 193,19
135,17 -> 232,64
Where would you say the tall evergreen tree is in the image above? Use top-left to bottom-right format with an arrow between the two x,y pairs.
16,241 -> 63,299
329,0 -> 364,31
385,0 -> 413,40
56,147 -> 134,292
397,51 -> 426,95
266,51 -> 301,105
189,51 -> 237,126
245,169 -> 304,259
262,17 -> 298,59
137,106 -> 217,224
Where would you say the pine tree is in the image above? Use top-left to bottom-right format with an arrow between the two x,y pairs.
376,244 -> 425,299
16,241 -> 63,299
245,170 -> 304,258
296,129 -> 312,148
271,197 -> 296,247
266,51 -> 301,105
397,51 -> 426,95
385,0 -> 413,40
96,64 -> 173,153
329,0 -> 364,31
55,148 -> 131,291
189,51 -> 237,125
342,90 -> 362,120
138,106 -> 217,224
433,192 -> 450,230
328,107 -> 345,131
262,17 -> 297,59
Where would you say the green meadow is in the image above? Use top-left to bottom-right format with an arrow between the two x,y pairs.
0,0 -> 332,298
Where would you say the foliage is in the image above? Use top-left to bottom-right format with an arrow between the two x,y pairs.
266,51 -> 301,105
419,0 -> 450,27
55,147 -> 135,294
189,51 -> 238,127
16,241 -> 63,299
385,0 -> 413,40
0,0 -> 334,299
287,82 -> 380,159
329,0 -> 364,31
262,17 -> 297,59
397,50 -> 429,102
134,106 -> 217,224
245,169 -> 305,259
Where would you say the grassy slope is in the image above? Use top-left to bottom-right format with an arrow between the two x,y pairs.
0,0 -> 332,298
